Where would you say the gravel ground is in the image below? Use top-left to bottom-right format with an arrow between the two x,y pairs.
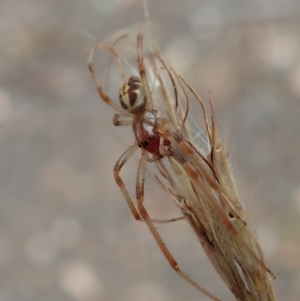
1,0 -> 300,300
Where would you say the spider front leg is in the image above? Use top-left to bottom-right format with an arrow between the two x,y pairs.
88,47 -> 131,116
136,150 -> 221,301
137,30 -> 154,110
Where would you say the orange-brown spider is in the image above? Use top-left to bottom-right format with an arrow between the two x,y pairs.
88,32 -> 221,301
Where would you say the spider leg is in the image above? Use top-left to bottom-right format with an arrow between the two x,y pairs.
136,150 -> 221,301
114,144 -> 143,221
113,113 -> 132,126
114,144 -> 184,225
153,216 -> 185,224
88,47 -> 131,116
137,30 -> 154,111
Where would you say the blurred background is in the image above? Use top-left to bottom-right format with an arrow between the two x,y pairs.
1,0 -> 300,300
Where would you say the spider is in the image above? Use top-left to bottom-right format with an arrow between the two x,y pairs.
88,31 -> 221,301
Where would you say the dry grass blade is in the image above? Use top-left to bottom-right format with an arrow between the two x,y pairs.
150,44 -> 278,300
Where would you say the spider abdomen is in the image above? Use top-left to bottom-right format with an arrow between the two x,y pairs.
119,76 -> 146,113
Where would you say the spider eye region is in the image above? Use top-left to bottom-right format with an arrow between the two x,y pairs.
119,76 -> 146,113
